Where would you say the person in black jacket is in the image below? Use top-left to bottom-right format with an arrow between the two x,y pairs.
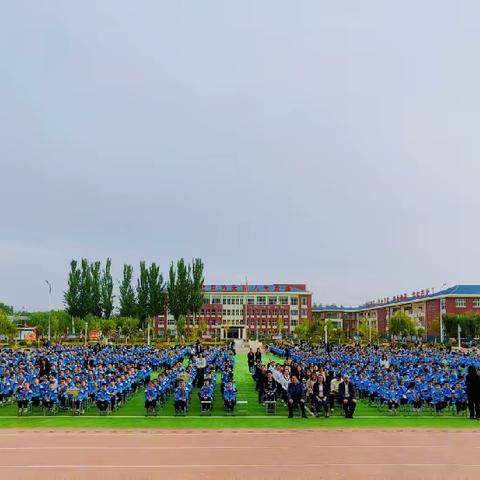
247,349 -> 255,373
287,375 -> 307,418
338,375 -> 356,419
254,348 -> 262,364
313,376 -> 330,417
465,365 -> 480,420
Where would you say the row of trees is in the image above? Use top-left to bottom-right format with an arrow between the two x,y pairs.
64,259 -> 114,319
443,313 -> 480,339
64,258 -> 205,328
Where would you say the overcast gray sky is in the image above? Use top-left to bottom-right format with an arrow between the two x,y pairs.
1,1 -> 480,311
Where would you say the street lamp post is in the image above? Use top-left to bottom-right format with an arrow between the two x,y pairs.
45,281 -> 52,343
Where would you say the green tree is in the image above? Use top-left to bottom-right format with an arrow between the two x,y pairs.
102,318 -> 117,340
117,316 -> 140,339
78,258 -> 93,318
357,317 -> 379,342
167,262 -> 178,321
388,311 -> 417,337
176,314 -> 186,339
0,303 -> 14,315
294,319 -> 309,342
167,259 -> 190,322
101,258 -> 114,319
136,261 -> 149,323
147,262 -> 164,317
90,260 -> 102,317
64,260 -> 82,318
189,258 -> 204,323
119,264 -> 137,317
0,310 -> 16,341
276,317 -> 285,335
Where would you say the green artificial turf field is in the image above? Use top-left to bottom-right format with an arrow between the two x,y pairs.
0,352 -> 478,428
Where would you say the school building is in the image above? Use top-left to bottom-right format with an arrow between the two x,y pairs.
154,283 -> 313,339
313,284 -> 480,339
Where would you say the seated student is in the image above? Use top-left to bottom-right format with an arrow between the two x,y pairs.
43,382 -> 59,412
199,379 -> 213,411
77,381 -> 89,414
108,380 -> 117,411
174,382 -> 188,413
431,383 -> 446,412
406,383 -> 422,412
30,377 -> 42,408
386,384 -> 399,413
16,382 -> 32,415
144,381 -> 158,412
452,383 -> 467,414
224,380 -> 237,413
287,375 -> 307,418
312,375 -> 330,417
441,382 -> 453,408
96,383 -> 110,412
338,374 -> 356,419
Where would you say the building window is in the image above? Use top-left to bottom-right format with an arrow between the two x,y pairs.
257,296 -> 266,305
268,296 -> 277,305
301,309 -> 308,317
279,297 -> 288,305
473,298 -> 480,308
222,298 -> 227,305
291,298 -> 298,306
212,297 -> 221,304
204,297 -> 210,304
301,297 -> 307,306
291,309 -> 298,317
456,298 -> 466,308
247,297 -> 255,305
291,319 -> 298,327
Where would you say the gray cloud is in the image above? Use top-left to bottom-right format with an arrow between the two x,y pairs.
1,1 -> 479,310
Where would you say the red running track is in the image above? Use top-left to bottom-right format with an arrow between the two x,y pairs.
0,429 -> 479,479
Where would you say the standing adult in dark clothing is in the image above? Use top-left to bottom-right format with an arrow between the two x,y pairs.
287,375 -> 307,418
247,349 -> 255,372
254,348 -> 262,364
465,365 -> 480,420
39,359 -> 51,378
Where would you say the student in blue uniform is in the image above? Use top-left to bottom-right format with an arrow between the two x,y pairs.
144,381 -> 158,411
223,380 -> 236,413
452,383 -> 467,414
174,382 -> 188,413
199,379 -> 213,412
96,383 -> 110,412
16,382 -> 32,415
43,382 -> 59,412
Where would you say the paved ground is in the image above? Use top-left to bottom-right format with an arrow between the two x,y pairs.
0,429 -> 479,479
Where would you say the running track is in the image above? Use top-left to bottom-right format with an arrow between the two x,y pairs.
0,429 -> 479,479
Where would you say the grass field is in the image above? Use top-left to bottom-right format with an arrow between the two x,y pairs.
0,352 -> 478,429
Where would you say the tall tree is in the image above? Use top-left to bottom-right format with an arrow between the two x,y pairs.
189,258 -> 204,324
64,260 -> 81,318
168,262 -> 179,321
136,261 -> 149,323
101,258 -> 114,318
175,258 -> 190,320
90,260 -> 102,317
119,264 -> 137,317
147,262 -> 164,317
78,258 -> 93,318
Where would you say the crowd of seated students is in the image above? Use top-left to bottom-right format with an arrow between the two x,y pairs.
0,344 -> 190,416
172,346 -> 237,415
267,343 -> 480,419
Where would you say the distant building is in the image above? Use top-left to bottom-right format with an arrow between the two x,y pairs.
154,283 -> 313,339
313,285 -> 480,339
